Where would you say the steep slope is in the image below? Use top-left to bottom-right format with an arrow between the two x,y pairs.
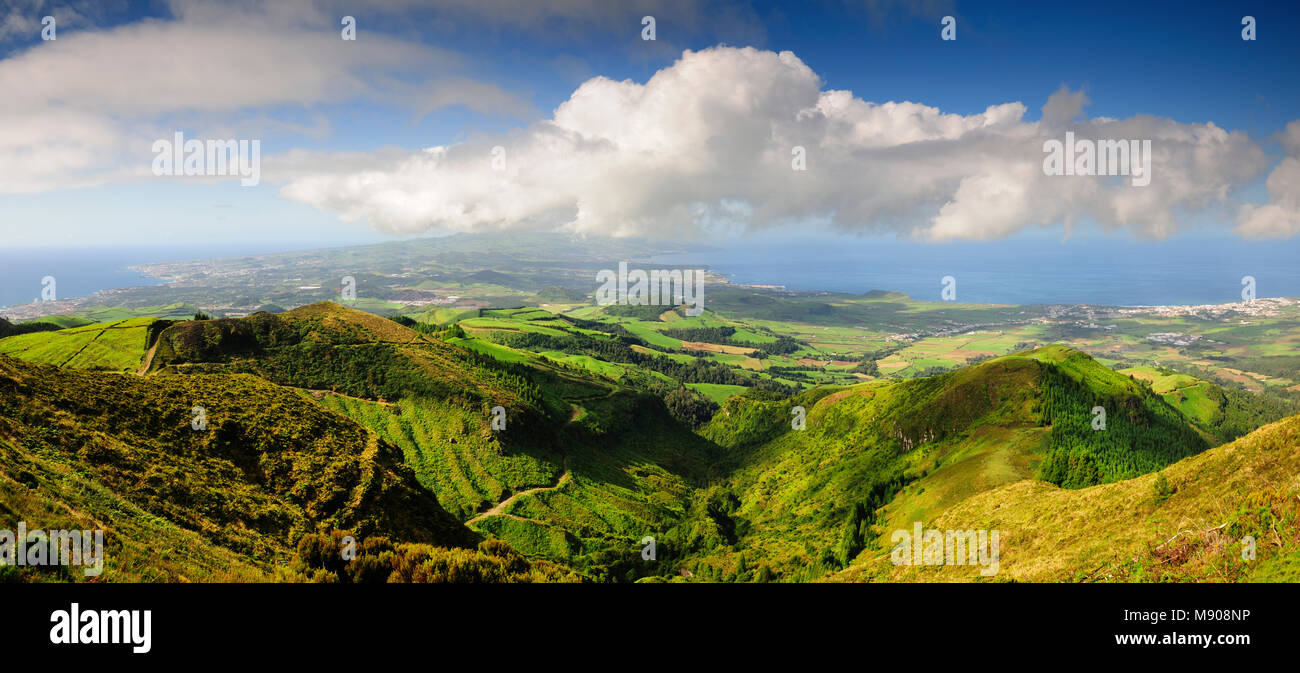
674,346 -> 1209,580
147,302 -> 544,413
835,412 -> 1300,582
0,353 -> 476,582
1020,346 -> 1208,487
144,302 -> 721,581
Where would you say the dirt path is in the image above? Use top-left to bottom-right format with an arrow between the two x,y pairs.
136,339 -> 159,375
289,387 -> 396,406
467,456 -> 570,526
467,400 -> 591,525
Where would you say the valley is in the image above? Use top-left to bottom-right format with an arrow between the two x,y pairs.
1,235 -> 1297,583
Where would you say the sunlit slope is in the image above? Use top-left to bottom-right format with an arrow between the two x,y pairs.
683,346 -> 1209,579
0,317 -> 162,371
0,353 -> 476,581
465,389 -> 719,577
314,360 -> 720,580
146,302 -> 721,580
147,302 -> 557,418
1119,365 -> 1298,444
836,413 -> 1300,582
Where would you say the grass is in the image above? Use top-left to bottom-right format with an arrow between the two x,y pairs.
0,317 -> 156,371
460,317 -> 571,336
880,425 -> 1049,537
1121,366 -> 1222,428
686,383 -> 748,404
448,336 -> 533,363
836,413 -> 1300,582
312,394 -> 562,521
616,321 -> 683,349
73,303 -> 198,322
0,351 -> 477,582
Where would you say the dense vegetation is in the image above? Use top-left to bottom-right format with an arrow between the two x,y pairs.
496,329 -> 796,395
0,318 -> 63,338
1034,354 -> 1208,488
150,304 -> 553,426
3,299 -> 1295,584
0,352 -> 477,581
1216,386 -> 1300,439
660,326 -> 803,355
293,531 -> 578,583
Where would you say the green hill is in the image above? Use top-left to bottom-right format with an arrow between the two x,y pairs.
147,302 -> 548,415
1119,365 -> 1298,444
835,412 -> 1300,582
142,302 -> 720,580
674,346 -> 1211,580
5,302 -> 1292,585
0,352 -> 476,582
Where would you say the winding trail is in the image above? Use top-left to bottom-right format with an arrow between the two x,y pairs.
465,402 -> 587,527
467,455 -> 570,526
132,321 -> 589,529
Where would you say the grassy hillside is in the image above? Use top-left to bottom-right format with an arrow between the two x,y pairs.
1120,365 -> 1299,444
0,352 -> 476,582
141,302 -> 721,581
3,295 -> 1292,584
672,346 -> 1211,581
836,413 -> 1300,582
312,394 -> 561,521
309,357 -> 721,581
0,317 -> 164,372
148,303 -> 550,417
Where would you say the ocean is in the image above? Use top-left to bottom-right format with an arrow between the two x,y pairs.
0,244 -> 300,310
1,234 -> 1296,311
653,233 -> 1300,306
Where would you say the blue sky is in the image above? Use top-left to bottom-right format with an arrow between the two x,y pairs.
1,0 -> 1297,249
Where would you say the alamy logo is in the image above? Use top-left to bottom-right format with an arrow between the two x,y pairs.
595,262 -> 705,317
1043,131 -> 1151,187
151,132 -> 261,186
50,603 -> 151,654
0,522 -> 103,577
891,522 -> 999,576
491,405 -> 507,431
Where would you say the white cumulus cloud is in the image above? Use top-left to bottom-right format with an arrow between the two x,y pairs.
0,3 -> 533,194
1236,120 -> 1300,239
279,46 -> 1278,241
